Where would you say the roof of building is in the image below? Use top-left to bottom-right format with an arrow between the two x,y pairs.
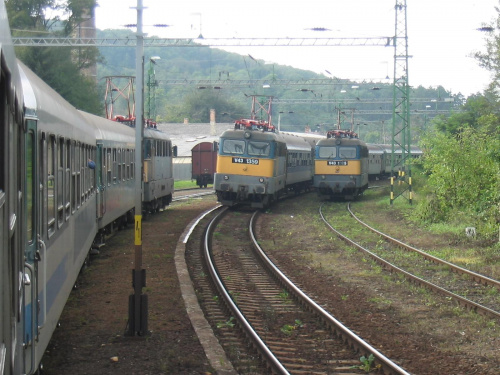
157,122 -> 232,156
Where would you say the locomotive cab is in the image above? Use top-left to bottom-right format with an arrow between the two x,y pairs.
214,128 -> 283,208
314,130 -> 369,200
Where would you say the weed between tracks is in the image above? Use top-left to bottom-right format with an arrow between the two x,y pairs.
256,190 -> 499,374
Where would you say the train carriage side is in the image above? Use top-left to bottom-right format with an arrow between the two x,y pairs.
367,143 -> 386,180
314,135 -> 369,200
78,111 -> 136,233
1,5 -> 26,373
143,128 -> 174,212
280,132 -> 317,192
18,61 -> 98,373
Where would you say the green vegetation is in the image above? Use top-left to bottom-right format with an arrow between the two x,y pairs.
7,0 -> 102,114
174,180 -> 199,189
415,116 -> 499,240
280,319 -> 303,335
355,354 -> 378,373
216,317 -> 235,329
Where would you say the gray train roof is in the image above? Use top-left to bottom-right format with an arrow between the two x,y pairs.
18,61 -> 94,144
78,111 -> 135,147
144,127 -> 173,141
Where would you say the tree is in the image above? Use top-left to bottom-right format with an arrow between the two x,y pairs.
6,0 -> 102,114
417,126 -> 500,236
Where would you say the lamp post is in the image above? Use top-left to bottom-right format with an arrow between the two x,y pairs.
147,56 -> 160,120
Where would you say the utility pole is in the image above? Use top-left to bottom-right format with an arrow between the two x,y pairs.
390,0 -> 413,204
127,0 -> 148,336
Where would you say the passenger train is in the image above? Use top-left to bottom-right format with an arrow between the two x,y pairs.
215,121 -> 422,206
214,119 -> 322,208
314,130 -> 423,200
0,3 -> 174,373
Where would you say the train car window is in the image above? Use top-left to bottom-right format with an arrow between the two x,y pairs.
121,148 -> 125,181
131,150 -> 135,179
339,147 -> 357,159
318,146 -> 336,159
26,128 -> 35,244
65,139 -> 71,219
248,141 -> 270,156
47,135 -> 56,235
117,148 -> 122,182
57,138 -> 64,227
90,146 -> 95,193
144,139 -> 151,159
78,143 -> 83,205
106,148 -> 112,186
71,141 -> 76,214
82,146 -> 87,200
125,149 -> 129,180
222,139 -> 245,155
112,148 -> 117,184
76,142 -> 81,209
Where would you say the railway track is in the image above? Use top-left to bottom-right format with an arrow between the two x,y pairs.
320,203 -> 500,321
186,206 -> 411,374
172,187 -> 214,202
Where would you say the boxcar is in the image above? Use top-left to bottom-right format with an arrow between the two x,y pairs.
191,141 -> 218,188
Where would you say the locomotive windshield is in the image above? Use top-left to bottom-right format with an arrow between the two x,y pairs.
247,141 -> 270,156
318,146 -> 337,159
222,139 -> 245,155
338,147 -> 357,159
221,139 -> 272,157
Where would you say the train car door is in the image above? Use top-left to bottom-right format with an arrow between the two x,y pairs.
96,144 -> 106,218
1,76 -> 24,375
23,119 -> 40,373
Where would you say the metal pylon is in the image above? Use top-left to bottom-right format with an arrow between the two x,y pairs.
391,0 -> 413,204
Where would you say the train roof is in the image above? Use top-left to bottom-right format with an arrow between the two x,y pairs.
366,143 -> 386,154
78,111 -> 135,147
220,129 -> 316,152
377,144 -> 423,155
1,3 -> 24,124
316,136 -> 367,147
18,61 -> 94,144
144,127 -> 172,141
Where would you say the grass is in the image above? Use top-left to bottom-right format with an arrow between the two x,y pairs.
174,180 -> 200,189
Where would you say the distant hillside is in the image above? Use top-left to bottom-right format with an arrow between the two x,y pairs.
96,28 -> 455,142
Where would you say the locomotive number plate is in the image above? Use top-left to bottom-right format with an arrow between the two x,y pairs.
232,157 -> 259,165
327,160 -> 348,166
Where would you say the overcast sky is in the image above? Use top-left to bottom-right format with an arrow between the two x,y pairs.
94,0 -> 499,97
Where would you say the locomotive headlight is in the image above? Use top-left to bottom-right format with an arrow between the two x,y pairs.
321,175 -> 326,180
259,177 -> 264,183
224,175 -> 229,180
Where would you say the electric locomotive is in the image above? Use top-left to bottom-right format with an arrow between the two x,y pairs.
314,129 -> 369,200
214,119 -> 319,208
143,127 -> 175,212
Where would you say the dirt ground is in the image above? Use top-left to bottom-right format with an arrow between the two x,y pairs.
42,192 -> 499,375
42,197 -> 218,375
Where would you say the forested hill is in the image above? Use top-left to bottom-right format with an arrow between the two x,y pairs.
97,28 -> 454,140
